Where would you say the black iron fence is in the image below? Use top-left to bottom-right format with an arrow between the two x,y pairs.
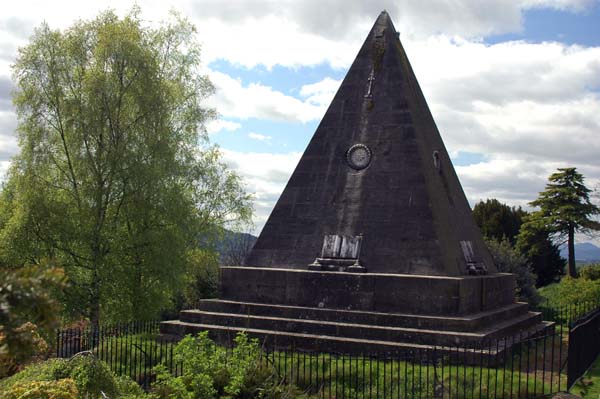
56,321 -> 180,390
567,307 -> 600,388
56,324 -> 572,398
53,301 -> 600,397
535,299 -> 600,327
262,331 -> 566,399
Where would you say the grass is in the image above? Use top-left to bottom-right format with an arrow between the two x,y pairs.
262,343 -> 565,399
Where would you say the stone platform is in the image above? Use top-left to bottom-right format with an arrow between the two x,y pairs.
160,267 -> 553,359
219,267 -> 517,315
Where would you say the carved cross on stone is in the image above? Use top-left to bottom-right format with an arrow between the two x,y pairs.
364,69 -> 375,98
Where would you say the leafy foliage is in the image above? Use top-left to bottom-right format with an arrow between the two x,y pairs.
485,238 -> 541,306
0,263 -> 67,376
516,221 -> 565,287
180,248 -> 220,311
473,198 -> 565,287
579,263 -> 600,281
150,332 -> 308,399
1,378 -> 78,399
2,8 -> 251,324
538,277 -> 600,308
473,199 -> 526,244
0,356 -> 146,398
526,168 -> 600,277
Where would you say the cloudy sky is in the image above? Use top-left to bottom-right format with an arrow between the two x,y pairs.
1,0 -> 599,243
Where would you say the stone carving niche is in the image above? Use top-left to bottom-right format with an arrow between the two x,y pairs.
308,234 -> 366,272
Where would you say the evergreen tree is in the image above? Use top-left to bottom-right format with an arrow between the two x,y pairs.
516,223 -> 565,286
473,199 -> 565,286
526,168 -> 600,277
472,199 -> 525,244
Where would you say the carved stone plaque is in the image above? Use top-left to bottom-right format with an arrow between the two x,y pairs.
346,144 -> 372,170
340,235 -> 361,258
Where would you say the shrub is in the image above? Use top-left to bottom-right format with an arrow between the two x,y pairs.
579,263 -> 600,281
51,354 -> 121,397
1,378 -> 78,399
150,331 -> 308,399
0,263 -> 66,376
0,356 -> 147,398
539,277 -> 600,308
0,322 -> 49,378
486,238 -> 541,306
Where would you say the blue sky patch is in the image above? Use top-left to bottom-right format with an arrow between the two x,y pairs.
486,5 -> 600,46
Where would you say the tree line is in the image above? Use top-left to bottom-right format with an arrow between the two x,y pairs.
473,167 -> 600,297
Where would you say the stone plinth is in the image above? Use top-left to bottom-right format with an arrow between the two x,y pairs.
220,266 -> 515,316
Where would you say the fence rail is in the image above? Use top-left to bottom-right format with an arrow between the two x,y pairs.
535,299 -> 600,327
53,301 -> 600,397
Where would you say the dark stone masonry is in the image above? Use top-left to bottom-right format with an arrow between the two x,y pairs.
161,11 -> 552,355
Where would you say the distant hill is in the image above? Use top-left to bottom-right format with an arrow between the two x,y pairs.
560,242 -> 600,264
215,230 -> 257,265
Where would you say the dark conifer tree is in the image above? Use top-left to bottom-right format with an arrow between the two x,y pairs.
524,168 -> 600,278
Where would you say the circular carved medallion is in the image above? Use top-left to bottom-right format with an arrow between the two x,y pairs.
346,144 -> 372,170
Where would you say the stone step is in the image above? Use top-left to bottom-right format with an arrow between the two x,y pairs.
481,311 -> 545,340
194,299 -> 530,332
159,319 -> 555,363
178,308 -> 542,347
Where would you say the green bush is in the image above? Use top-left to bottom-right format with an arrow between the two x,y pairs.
486,238 -> 541,306
0,356 -> 147,398
579,263 -> 600,281
1,378 -> 78,398
150,332 -> 310,399
51,355 -> 121,397
539,276 -> 600,307
0,263 -> 66,377
92,333 -> 172,380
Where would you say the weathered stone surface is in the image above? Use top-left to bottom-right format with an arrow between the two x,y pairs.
220,266 -> 514,315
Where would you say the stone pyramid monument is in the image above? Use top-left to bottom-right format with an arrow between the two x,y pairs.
162,11 -> 551,354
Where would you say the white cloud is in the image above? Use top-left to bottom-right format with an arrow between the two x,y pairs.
0,161 -> 10,181
206,119 -> 242,135
299,77 -> 342,106
221,149 -> 301,232
191,0 -> 598,55
248,132 -> 271,141
0,111 -> 17,161
0,77 -> 13,112
1,0 -> 594,73
522,0 -> 596,11
400,37 -> 600,172
208,70 -> 327,123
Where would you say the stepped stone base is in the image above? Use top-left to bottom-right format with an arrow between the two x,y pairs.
160,267 -> 553,360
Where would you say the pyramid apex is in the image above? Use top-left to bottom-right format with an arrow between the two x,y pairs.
377,10 -> 390,20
